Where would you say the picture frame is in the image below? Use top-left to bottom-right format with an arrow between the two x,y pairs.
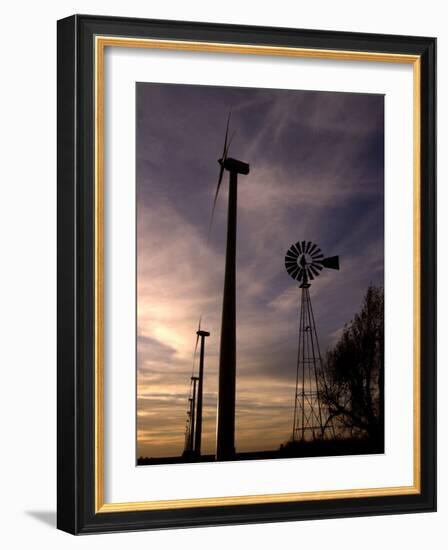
57,14 -> 436,534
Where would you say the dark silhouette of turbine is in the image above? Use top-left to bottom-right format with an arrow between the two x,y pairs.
210,111 -> 250,461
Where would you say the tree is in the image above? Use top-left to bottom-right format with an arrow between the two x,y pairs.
320,285 -> 384,444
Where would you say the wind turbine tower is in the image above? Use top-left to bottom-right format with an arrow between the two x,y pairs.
183,322 -> 210,458
194,328 -> 210,456
211,114 -> 250,461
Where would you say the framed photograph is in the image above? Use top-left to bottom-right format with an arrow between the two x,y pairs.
57,15 -> 436,534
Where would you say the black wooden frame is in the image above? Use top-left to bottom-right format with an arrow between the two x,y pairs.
57,14 -> 436,534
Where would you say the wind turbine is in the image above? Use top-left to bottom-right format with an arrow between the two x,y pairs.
183,316 -> 210,458
211,112 -> 250,461
192,318 -> 210,457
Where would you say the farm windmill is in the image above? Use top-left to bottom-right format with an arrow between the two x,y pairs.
211,113 -> 250,461
284,241 -> 339,442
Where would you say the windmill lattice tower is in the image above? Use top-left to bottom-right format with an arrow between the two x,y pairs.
284,241 -> 339,443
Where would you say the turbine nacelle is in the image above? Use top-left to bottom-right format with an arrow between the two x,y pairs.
209,112 -> 251,238
218,157 -> 250,175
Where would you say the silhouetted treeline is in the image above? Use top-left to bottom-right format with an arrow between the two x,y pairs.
138,435 -> 383,466
319,285 -> 384,447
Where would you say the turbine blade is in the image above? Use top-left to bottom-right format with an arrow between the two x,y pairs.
223,130 -> 236,161
221,110 -> 231,159
207,114 -> 234,238
194,333 -> 199,355
208,165 -> 225,234
194,316 -> 202,354
191,315 -> 202,377
195,336 -> 200,354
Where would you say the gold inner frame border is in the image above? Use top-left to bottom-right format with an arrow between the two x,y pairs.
94,36 -> 421,513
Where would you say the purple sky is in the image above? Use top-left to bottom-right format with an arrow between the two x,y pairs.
136,82 -> 384,458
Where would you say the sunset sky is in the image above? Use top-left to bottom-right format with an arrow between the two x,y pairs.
136,83 -> 384,459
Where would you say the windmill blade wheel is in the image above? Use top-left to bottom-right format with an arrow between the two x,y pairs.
285,241 -> 339,285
